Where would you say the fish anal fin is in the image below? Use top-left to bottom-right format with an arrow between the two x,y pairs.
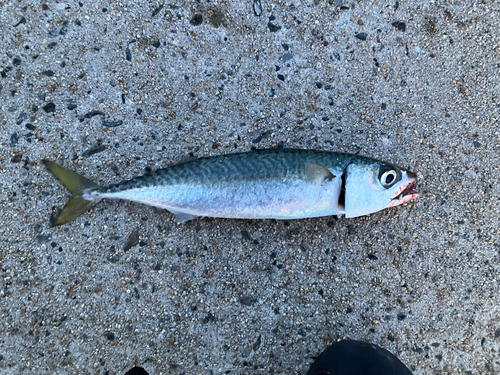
305,163 -> 336,185
168,209 -> 198,224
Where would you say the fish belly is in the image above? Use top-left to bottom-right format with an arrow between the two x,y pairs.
99,177 -> 343,220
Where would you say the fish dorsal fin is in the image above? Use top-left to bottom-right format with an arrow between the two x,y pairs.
179,155 -> 197,164
305,163 -> 336,185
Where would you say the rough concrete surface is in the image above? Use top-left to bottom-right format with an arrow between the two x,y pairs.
1,0 -> 499,374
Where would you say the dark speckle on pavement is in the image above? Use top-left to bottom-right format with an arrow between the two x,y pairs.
268,22 -> 281,32
42,102 -> 56,113
355,32 -> 368,41
190,14 -> 203,26
392,20 -> 407,32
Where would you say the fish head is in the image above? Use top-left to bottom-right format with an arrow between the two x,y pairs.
344,159 -> 419,218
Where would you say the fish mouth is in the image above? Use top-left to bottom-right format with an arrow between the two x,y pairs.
392,179 -> 419,203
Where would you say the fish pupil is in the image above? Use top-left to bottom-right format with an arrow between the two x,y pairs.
385,173 -> 394,184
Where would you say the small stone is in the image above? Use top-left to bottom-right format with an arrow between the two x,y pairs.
203,312 -> 215,324
16,112 -> 27,125
25,123 -> 36,131
268,22 -> 281,32
82,144 -> 106,158
48,28 -> 58,37
105,331 -> 115,341
124,229 -> 139,252
84,110 -> 104,119
125,47 -> 132,61
282,53 -> 293,61
316,82 -> 322,88
11,154 -> 23,163
10,132 -> 19,147
12,57 -> 22,66
239,296 -> 256,306
42,70 -> 54,76
67,103 -> 77,110
152,4 -> 163,17
254,334 -> 262,351
252,135 -> 263,144
241,230 -> 251,240
355,32 -> 368,41
152,40 -> 161,48
14,16 -> 26,27
102,120 -> 123,128
277,74 -> 285,81
391,21 -> 406,32
253,0 -> 262,16
42,102 -> 56,113
190,14 -> 203,26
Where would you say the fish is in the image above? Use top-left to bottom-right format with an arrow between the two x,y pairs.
42,148 -> 419,226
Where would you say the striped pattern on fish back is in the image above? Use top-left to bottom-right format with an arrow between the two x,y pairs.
98,149 -> 362,193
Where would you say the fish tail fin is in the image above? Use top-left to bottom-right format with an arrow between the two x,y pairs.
42,159 -> 100,226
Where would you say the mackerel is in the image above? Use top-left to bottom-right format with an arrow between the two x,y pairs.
42,148 -> 419,226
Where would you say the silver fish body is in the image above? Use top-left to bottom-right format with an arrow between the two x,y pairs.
43,149 -> 419,226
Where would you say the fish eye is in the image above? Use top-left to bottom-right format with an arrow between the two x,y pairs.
381,170 -> 396,185
378,165 -> 401,188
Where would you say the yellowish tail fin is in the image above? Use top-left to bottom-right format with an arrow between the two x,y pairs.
42,159 -> 100,226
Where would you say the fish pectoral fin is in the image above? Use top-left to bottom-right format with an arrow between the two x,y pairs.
168,209 -> 198,224
304,163 -> 336,185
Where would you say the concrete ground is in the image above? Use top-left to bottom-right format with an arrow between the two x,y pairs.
1,0 -> 499,374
